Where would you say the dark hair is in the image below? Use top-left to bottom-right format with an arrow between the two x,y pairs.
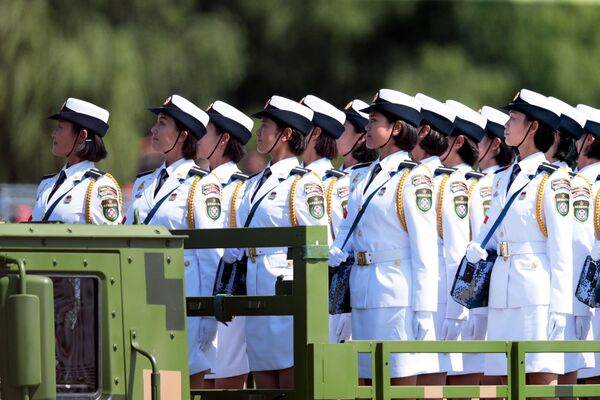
315,130 -> 338,159
529,119 -> 555,153
553,131 -> 578,169
215,125 -> 247,163
493,138 -> 516,168
456,135 -> 479,166
275,121 -> 306,156
72,123 -> 107,162
393,121 -> 418,152
174,120 -> 198,159
418,126 -> 449,156
585,133 -> 600,160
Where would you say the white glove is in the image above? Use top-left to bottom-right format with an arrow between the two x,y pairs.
223,247 -> 243,264
466,242 -> 487,264
575,315 -> 592,340
547,312 -> 567,340
329,246 -> 348,267
466,314 -> 488,340
413,311 -> 434,340
442,318 -> 465,340
198,318 -> 218,352
591,241 -> 600,261
334,313 -> 352,342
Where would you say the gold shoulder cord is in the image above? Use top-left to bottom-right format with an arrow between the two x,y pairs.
395,168 -> 411,232
85,178 -> 98,224
467,178 -> 479,240
229,180 -> 245,228
535,173 -> 550,237
187,176 -> 202,228
326,176 -> 338,227
436,174 -> 450,239
289,175 -> 303,226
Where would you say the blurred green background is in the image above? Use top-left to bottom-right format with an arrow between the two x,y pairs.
2,0 -> 600,184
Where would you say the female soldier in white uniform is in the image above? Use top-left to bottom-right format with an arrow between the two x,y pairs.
466,106 -> 514,389
233,95 -> 327,389
412,94 -> 460,386
197,101 -> 253,389
440,100 -> 486,388
32,97 -> 122,387
32,97 -> 122,224
125,95 -> 224,388
574,103 -> 600,385
299,95 -> 353,343
337,99 -> 379,172
330,89 -> 439,384
467,89 -> 572,390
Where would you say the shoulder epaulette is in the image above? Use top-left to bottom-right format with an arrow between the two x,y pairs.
399,160 -> 420,170
494,166 -> 510,174
325,168 -> 347,178
41,172 -> 57,180
136,169 -> 155,179
231,172 -> 250,181
569,171 -> 577,178
85,168 -> 106,179
290,167 -> 310,176
465,171 -> 485,180
434,167 -> 457,176
189,166 -> 209,177
537,162 -> 558,174
350,162 -> 371,170
596,174 -> 600,182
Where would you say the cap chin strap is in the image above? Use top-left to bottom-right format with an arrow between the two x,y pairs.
343,133 -> 366,157
378,122 -> 400,150
206,133 -> 224,160
477,139 -> 494,165
440,136 -> 458,162
266,129 -> 285,154
66,130 -> 86,158
514,121 -> 534,150
576,133 -> 589,158
163,131 -> 183,154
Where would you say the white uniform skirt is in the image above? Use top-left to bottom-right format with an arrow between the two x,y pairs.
456,309 -> 486,375
353,307 -> 439,378
485,305 -> 563,375
563,314 -> 594,373
206,317 -> 250,379
578,310 -> 600,379
185,256 -> 216,374
432,302 -> 460,374
246,252 -> 294,371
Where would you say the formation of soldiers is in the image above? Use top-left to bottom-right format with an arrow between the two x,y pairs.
31,89 -> 600,394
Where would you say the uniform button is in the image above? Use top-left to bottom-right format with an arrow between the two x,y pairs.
358,230 -> 363,237
532,260 -> 539,269
287,260 -> 293,268
395,260 -> 401,266
184,261 -> 190,267
499,231 -> 504,238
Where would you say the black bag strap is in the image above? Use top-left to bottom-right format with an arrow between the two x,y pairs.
243,178 -> 286,228
42,176 -> 91,221
143,180 -> 185,225
339,168 -> 401,249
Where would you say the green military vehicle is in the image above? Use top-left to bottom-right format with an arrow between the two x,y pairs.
0,223 -> 598,400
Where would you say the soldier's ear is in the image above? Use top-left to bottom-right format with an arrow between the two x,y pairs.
76,129 -> 88,144
417,125 -> 430,138
491,137 -> 502,151
280,127 -> 293,142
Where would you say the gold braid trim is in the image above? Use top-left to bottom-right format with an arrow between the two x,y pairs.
436,174 -> 450,239
326,176 -> 338,227
467,178 -> 479,240
187,176 -> 202,228
85,178 -> 97,224
229,180 -> 245,228
104,173 -> 123,207
289,175 -> 302,226
536,172 -> 550,237
395,168 -> 411,232
594,184 -> 600,240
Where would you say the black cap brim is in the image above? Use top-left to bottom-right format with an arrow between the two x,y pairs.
345,110 -> 368,133
149,106 -> 207,139
312,112 -> 344,139
584,120 -> 600,138
251,108 -> 313,136
452,117 -> 485,143
48,111 -> 109,137
208,113 -> 252,144
361,103 -> 422,128
558,115 -> 584,140
420,109 -> 454,136
485,121 -> 505,139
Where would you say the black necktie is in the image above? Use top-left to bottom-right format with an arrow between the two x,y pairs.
363,163 -> 382,193
154,169 -> 169,197
506,164 -> 521,193
48,170 -> 67,199
251,167 -> 272,201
